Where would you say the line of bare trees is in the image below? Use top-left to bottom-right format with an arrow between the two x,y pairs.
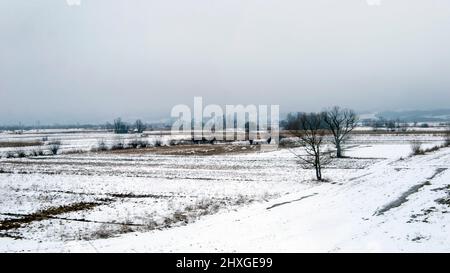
113,118 -> 146,134
285,106 -> 358,181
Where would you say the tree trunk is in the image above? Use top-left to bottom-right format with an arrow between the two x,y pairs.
316,167 -> 322,181
336,141 -> 342,158
315,161 -> 322,181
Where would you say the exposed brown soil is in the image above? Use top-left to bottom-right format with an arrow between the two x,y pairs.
0,202 -> 101,231
0,141 -> 43,148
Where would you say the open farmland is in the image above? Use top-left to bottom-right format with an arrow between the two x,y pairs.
0,129 -> 449,252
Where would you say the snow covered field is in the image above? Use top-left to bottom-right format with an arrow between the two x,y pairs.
0,130 -> 449,252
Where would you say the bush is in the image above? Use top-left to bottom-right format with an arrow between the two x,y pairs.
410,141 -> 444,156
410,141 -> 424,155
279,137 -> 300,148
16,150 -> 27,158
97,139 -> 108,151
4,151 -> 14,158
423,145 -> 440,153
129,139 -> 139,149
169,139 -> 178,146
154,139 -> 162,147
111,139 -> 125,150
137,139 -> 148,148
48,143 -> 61,155
31,149 -> 44,157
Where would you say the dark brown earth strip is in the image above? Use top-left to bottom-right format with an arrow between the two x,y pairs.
0,141 -> 43,148
0,212 -> 147,227
0,202 -> 102,231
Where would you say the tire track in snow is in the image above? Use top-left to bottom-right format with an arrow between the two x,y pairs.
266,193 -> 318,210
374,168 -> 448,216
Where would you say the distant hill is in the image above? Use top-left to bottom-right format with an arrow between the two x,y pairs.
375,109 -> 450,122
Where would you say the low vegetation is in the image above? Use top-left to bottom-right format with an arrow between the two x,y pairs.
48,140 -> 61,155
30,149 -> 45,157
445,126 -> 450,147
97,139 -> 108,151
410,135 -> 450,156
15,149 -> 27,158
410,141 -> 424,155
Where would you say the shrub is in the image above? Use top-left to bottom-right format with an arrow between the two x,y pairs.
279,137 -> 300,148
410,141 -> 444,156
423,145 -> 441,153
129,139 -> 139,149
111,139 -> 125,150
410,141 -> 423,155
48,143 -> 61,155
31,149 -> 44,157
97,139 -> 108,151
169,139 -> 179,146
92,224 -> 116,239
154,139 -> 162,147
16,150 -> 27,158
137,139 -> 148,148
4,151 -> 15,158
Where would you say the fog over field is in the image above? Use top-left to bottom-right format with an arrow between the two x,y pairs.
1,0 -> 450,124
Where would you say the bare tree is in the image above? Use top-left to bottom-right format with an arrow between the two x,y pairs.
323,106 -> 358,158
113,118 -> 128,134
135,119 -> 145,133
286,112 -> 331,181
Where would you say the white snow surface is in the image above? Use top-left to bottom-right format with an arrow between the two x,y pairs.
1,132 -> 450,252
69,149 -> 450,252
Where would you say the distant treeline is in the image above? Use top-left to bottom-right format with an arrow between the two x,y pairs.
376,109 -> 450,123
0,121 -> 170,132
0,124 -> 104,131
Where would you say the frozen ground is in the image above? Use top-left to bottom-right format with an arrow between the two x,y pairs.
0,131 -> 449,252
0,129 -> 179,155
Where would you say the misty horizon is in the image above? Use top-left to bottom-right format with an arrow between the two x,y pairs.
2,0 -> 450,125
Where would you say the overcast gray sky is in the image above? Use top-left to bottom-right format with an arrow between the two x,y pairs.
1,0 -> 450,124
